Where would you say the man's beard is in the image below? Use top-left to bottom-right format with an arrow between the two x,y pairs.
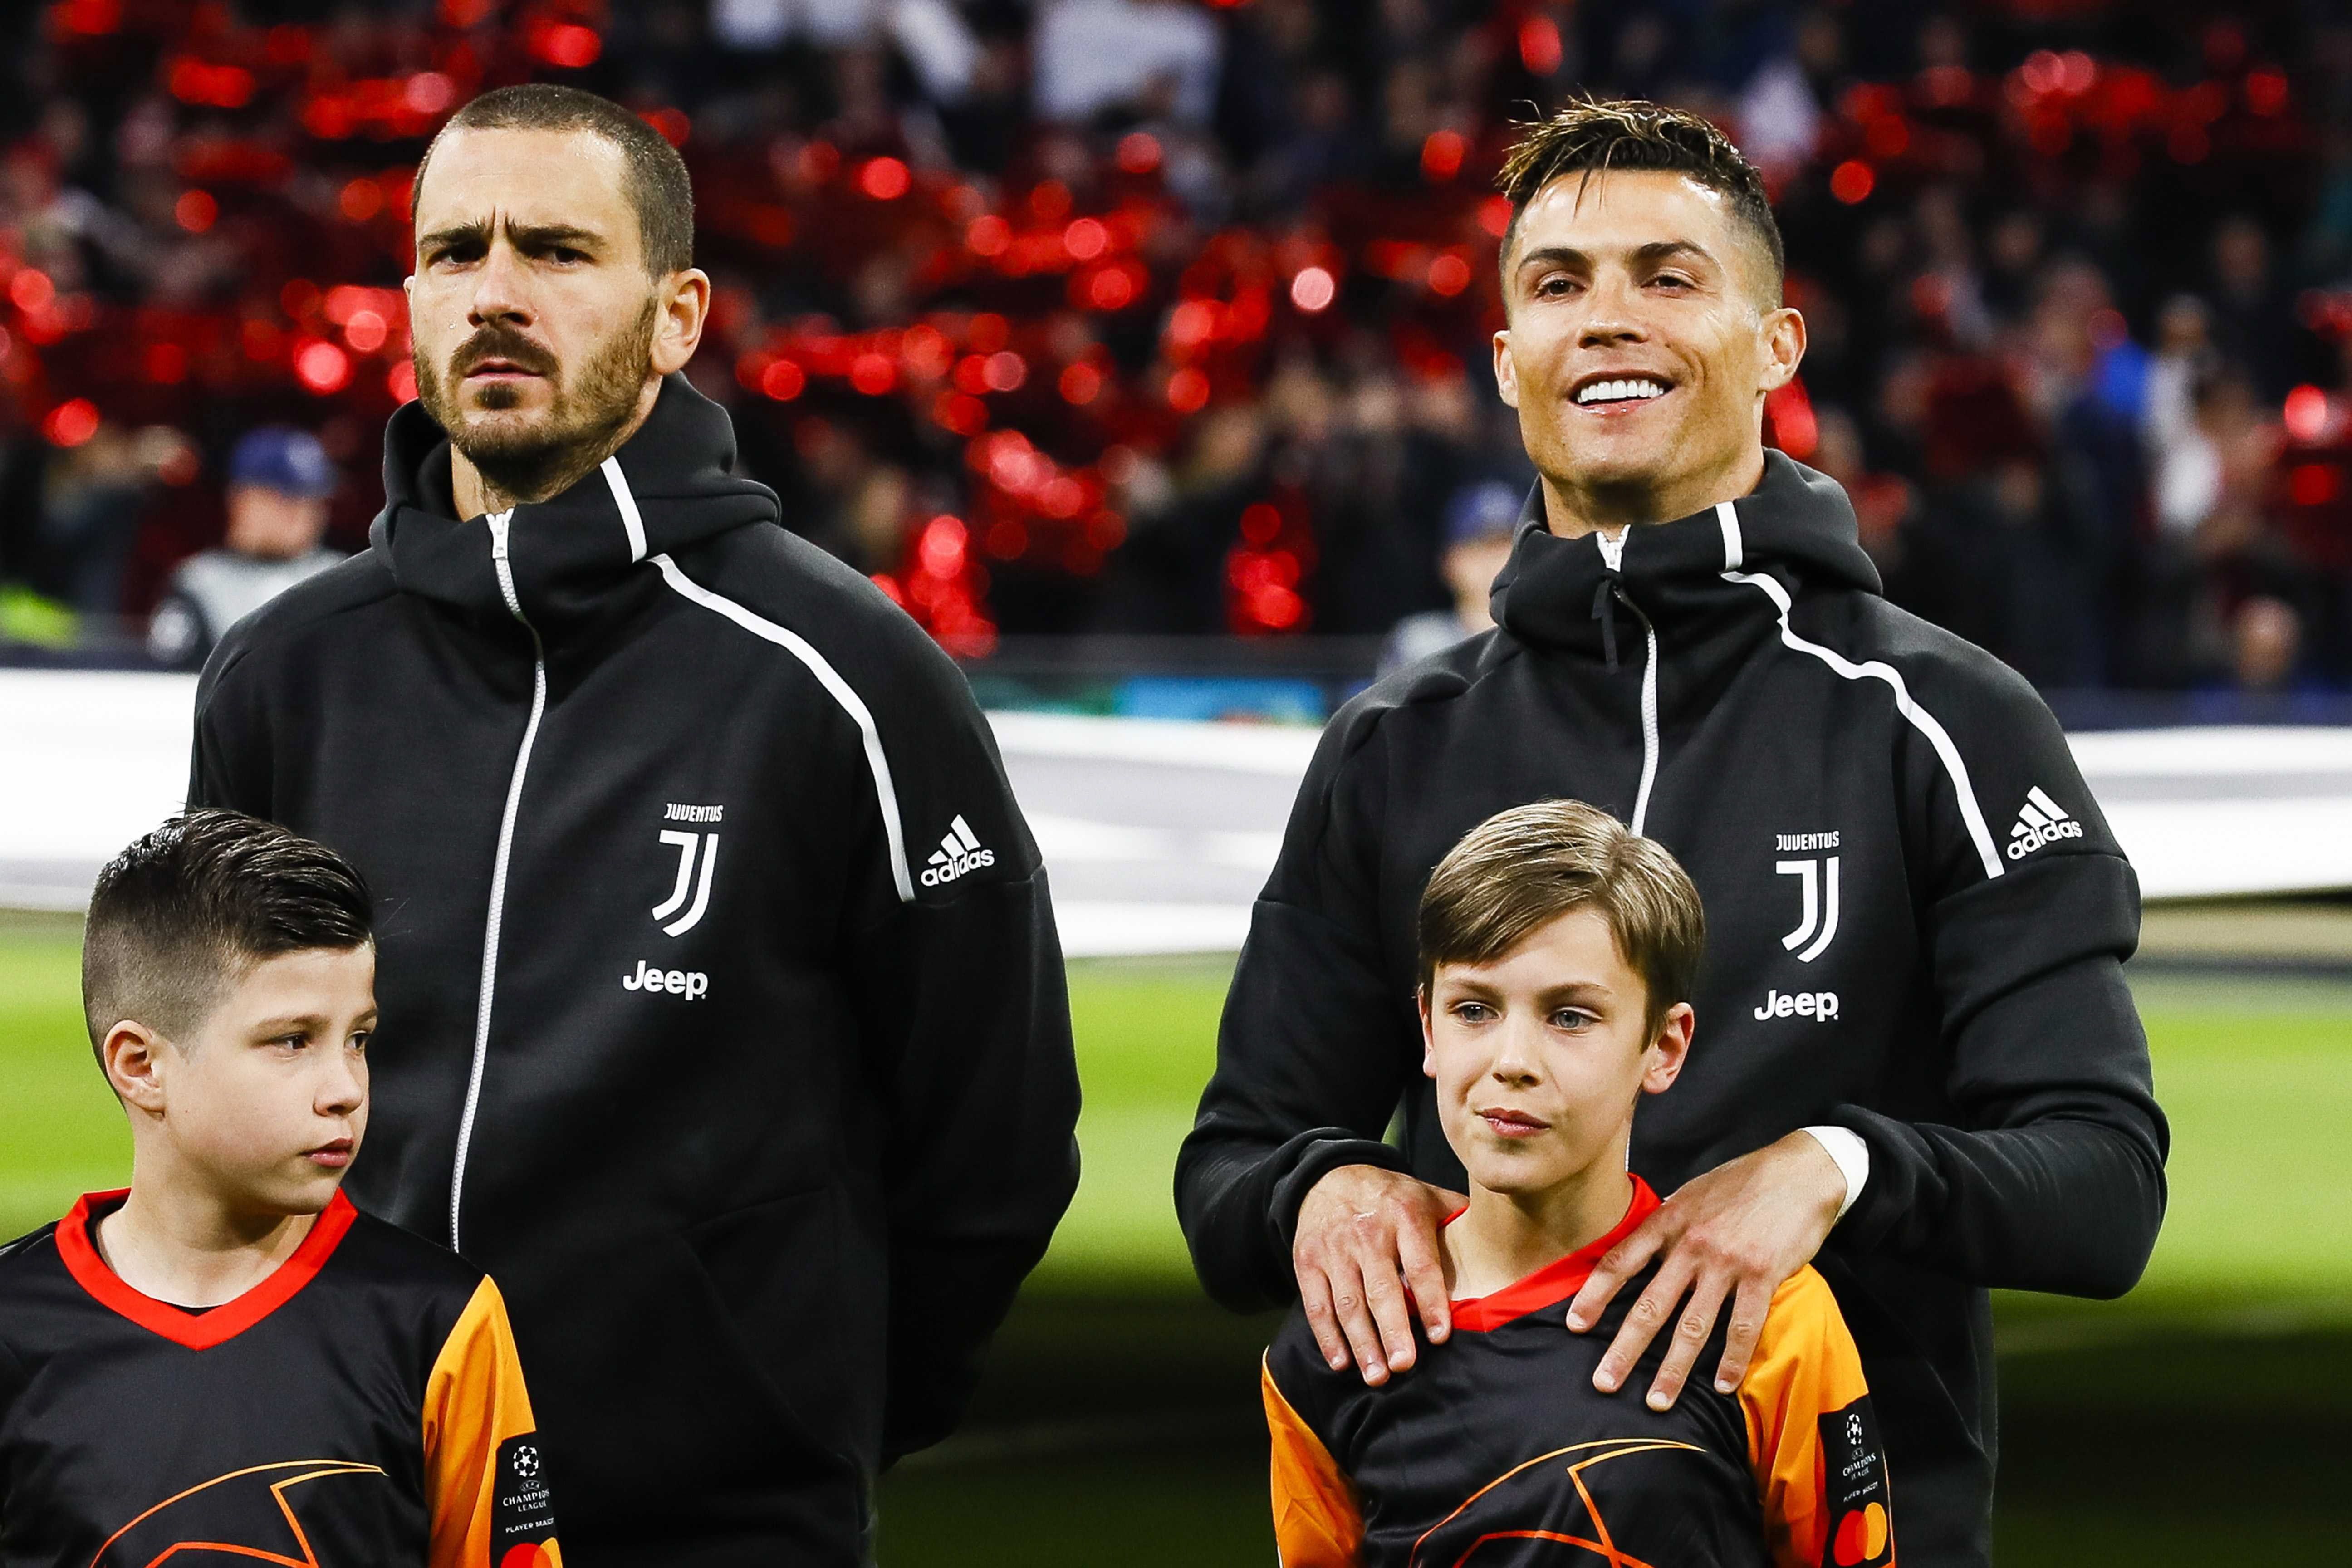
416,294 -> 660,506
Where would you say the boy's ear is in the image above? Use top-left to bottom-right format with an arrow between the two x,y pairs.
1640,1002 -> 1695,1096
101,1021 -> 171,1116
1417,985 -> 1438,1080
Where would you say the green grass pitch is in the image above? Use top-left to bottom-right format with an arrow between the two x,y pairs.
13,925 -> 2348,1308
5,916 -> 2347,1563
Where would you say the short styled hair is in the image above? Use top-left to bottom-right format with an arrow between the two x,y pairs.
416,83 -> 695,277
1497,98 -> 1784,303
82,811 -> 373,1062
1417,799 -> 1705,1034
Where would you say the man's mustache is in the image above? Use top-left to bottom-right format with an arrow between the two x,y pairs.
450,327 -> 558,379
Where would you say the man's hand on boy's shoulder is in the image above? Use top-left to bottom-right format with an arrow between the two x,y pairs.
1293,1165 -> 1467,1387
1566,1131 -> 1848,1412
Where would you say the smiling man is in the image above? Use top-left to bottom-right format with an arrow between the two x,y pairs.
1179,100 -> 2166,1568
186,84 -> 1080,1566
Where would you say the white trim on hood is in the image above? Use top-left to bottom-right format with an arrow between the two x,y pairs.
601,456 -> 649,563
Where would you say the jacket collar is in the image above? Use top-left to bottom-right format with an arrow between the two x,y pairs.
371,373 -> 778,630
1490,450 -> 1882,661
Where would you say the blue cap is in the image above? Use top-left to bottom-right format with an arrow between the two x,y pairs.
228,426 -> 336,498
1445,480 -> 1524,546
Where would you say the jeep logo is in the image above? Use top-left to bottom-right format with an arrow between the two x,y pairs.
622,960 -> 709,1000
1754,988 -> 1839,1021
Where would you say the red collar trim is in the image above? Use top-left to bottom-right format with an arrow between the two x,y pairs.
1447,1176 -> 1661,1333
55,1189 -> 358,1351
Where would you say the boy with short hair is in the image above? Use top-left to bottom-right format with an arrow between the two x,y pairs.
0,810 -> 561,1568
1262,800 -> 1894,1568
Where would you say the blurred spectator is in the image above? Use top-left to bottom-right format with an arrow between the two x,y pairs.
146,427 -> 343,669
34,421 -> 194,617
2208,216 -> 2300,402
1808,404 -> 1915,588
1378,478 -> 1518,674
2146,295 -> 2219,540
1033,0 -> 1220,126
2233,594 -> 2303,691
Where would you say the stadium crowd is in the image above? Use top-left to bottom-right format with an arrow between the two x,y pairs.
1,0 -> 2350,693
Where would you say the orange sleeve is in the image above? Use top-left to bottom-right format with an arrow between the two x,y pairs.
1738,1267 -> 1893,1568
1261,1356 -> 1364,1568
422,1276 -> 563,1568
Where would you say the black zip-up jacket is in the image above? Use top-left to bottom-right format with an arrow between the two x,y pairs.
1176,452 -> 2167,1568
188,376 -> 1081,1567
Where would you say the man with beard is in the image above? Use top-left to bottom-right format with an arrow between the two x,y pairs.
187,85 -> 1081,1567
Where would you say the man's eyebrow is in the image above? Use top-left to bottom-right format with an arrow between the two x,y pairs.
1513,239 -> 1722,274
416,218 -> 490,255
415,219 -> 607,255
1513,244 -> 1591,274
1631,239 -> 1720,271
505,221 -> 605,250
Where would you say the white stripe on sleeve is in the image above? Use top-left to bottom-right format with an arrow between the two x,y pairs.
652,554 -> 916,902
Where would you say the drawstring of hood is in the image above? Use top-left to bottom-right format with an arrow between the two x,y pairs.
1591,578 -> 1620,672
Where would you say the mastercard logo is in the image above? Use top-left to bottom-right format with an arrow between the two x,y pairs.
1832,1501 -> 1891,1565
499,1544 -> 557,1568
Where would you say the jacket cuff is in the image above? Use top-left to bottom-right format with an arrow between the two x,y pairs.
1268,1133 -> 1412,1257
1809,1105 -> 1924,1246
1801,1125 -> 1871,1222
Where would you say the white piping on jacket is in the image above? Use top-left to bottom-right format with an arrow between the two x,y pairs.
451,507 -> 549,1251
1715,502 -> 2005,879
1628,603 -> 1660,835
601,456 -> 648,562
650,554 -> 916,902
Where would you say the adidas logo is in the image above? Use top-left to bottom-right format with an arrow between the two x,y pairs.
921,815 -> 997,887
2006,786 -> 2084,860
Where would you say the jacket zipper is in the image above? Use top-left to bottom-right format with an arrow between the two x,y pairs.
1593,528 -> 1661,834
450,509 -> 549,1252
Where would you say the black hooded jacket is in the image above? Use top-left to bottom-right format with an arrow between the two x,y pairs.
1176,453 -> 2166,1568
189,377 -> 1081,1567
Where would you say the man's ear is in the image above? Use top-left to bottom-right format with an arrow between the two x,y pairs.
102,1021 -> 171,1117
1757,306 -> 1806,394
1640,1002 -> 1694,1095
1492,328 -> 1520,411
650,268 -> 712,377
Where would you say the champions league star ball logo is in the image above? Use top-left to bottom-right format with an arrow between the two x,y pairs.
91,1460 -> 391,1567
512,1446 -> 541,1480
1409,1438 -> 1711,1566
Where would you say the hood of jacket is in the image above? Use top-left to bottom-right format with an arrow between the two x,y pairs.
1490,449 -> 1882,666
370,372 -> 779,632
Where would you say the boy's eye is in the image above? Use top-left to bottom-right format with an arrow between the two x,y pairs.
1550,1009 -> 1598,1030
1451,1000 -> 1496,1022
350,1032 -> 371,1052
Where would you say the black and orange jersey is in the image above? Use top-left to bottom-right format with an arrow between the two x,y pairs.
0,1190 -> 560,1568
1263,1177 -> 1894,1568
